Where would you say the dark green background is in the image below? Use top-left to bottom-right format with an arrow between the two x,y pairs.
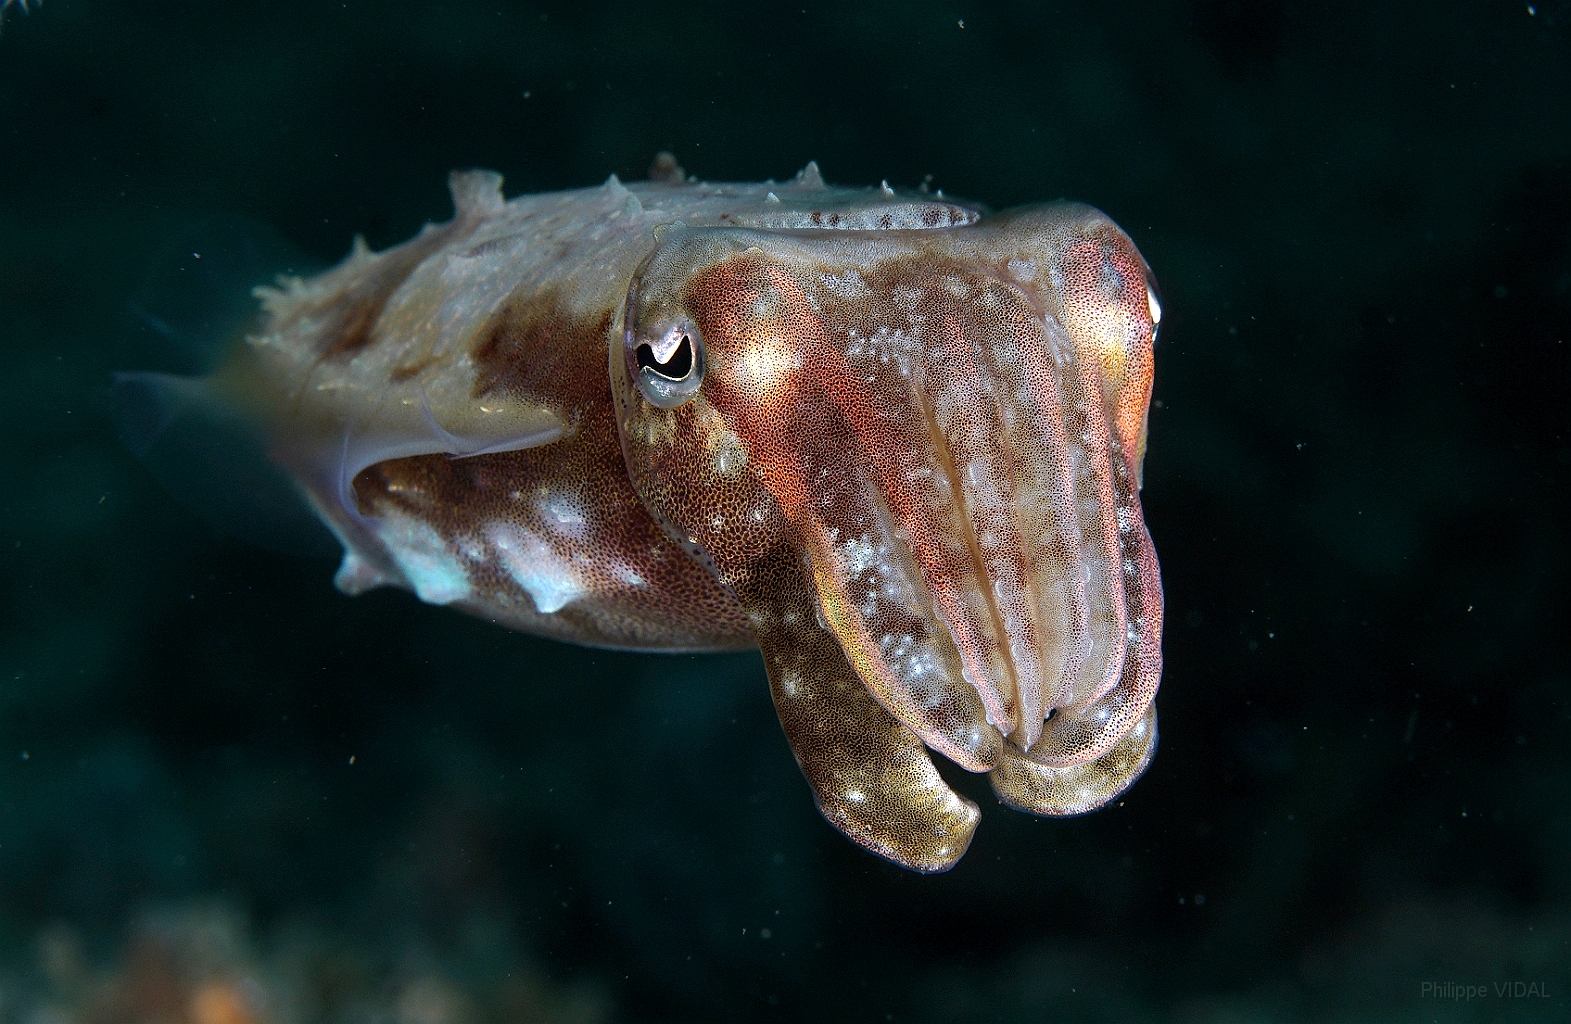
1,1 -> 1568,1021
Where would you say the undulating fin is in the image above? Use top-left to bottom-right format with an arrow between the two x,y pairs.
126,213 -> 321,374
116,215 -> 334,556
112,370 -> 338,558
117,173 -> 564,552
294,390 -> 569,531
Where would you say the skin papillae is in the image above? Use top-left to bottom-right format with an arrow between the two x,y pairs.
204,158 -> 1163,872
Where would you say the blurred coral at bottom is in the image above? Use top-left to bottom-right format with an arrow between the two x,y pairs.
1,906 -> 608,1024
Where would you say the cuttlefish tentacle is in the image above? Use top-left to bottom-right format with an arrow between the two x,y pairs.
740,543 -> 979,873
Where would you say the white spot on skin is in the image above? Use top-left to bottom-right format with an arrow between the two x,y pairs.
612,561 -> 647,587
485,522 -> 587,614
711,427 -> 748,475
838,535 -> 880,575
777,667 -> 799,697
376,510 -> 471,606
750,288 -> 781,318
820,269 -> 871,299
735,339 -> 802,393
540,493 -> 586,536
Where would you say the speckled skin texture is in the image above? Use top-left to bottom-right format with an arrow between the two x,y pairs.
227,160 -> 1163,871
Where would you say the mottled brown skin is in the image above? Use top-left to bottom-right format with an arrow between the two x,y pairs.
209,163 -> 1163,872
350,293 -> 752,650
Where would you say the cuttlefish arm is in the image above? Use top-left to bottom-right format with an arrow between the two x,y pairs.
615,205 -> 1163,870
744,543 -> 980,871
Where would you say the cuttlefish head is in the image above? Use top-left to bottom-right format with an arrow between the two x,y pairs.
612,206 -> 1164,872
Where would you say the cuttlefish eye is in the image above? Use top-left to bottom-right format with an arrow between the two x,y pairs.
630,319 -> 705,408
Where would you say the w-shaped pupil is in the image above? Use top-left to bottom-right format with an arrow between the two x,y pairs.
636,335 -> 693,379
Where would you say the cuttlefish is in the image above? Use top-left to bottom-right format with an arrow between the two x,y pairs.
137,156 -> 1164,872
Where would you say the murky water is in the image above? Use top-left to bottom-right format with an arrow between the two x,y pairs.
1,2 -> 1567,1020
